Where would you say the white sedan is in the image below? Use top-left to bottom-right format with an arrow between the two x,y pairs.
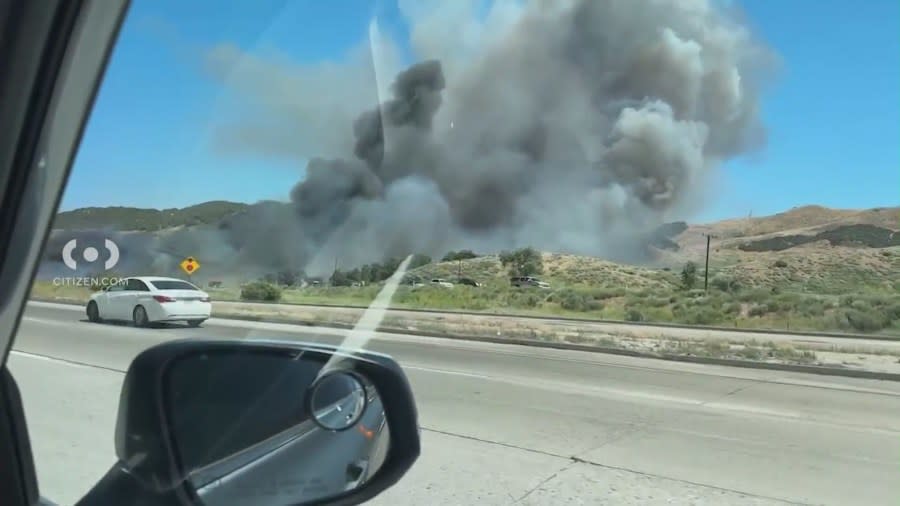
86,276 -> 212,327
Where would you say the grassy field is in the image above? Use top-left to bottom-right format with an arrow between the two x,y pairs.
31,246 -> 900,335
32,204 -> 900,340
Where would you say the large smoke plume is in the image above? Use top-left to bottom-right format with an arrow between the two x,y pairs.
47,0 -> 774,279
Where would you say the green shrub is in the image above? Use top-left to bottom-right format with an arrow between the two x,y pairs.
681,307 -> 725,325
773,259 -> 788,268
850,300 -> 869,311
711,275 -> 741,293
625,309 -> 645,322
885,303 -> 900,321
681,262 -> 698,290
240,282 -> 282,302
862,295 -> 893,307
748,304 -> 767,317
645,296 -> 671,308
723,302 -> 741,315
737,289 -> 769,304
587,288 -> 626,300
512,292 -> 541,309
558,289 -> 600,312
738,346 -> 763,360
703,340 -> 730,356
838,309 -> 890,332
798,300 -> 826,317
499,247 -> 543,277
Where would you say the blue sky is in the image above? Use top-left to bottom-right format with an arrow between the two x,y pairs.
62,0 -> 899,222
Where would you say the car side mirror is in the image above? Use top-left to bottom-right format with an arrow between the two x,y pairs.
75,339 -> 420,506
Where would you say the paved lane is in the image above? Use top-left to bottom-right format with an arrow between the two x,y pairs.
10,302 -> 900,505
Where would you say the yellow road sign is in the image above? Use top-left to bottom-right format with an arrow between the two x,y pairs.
180,257 -> 200,275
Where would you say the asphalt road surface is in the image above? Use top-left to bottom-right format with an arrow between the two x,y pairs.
10,302 -> 900,505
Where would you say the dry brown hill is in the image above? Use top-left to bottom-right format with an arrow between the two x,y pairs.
409,205 -> 900,296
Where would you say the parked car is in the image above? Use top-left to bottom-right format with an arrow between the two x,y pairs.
430,278 -> 454,288
456,277 -> 481,287
510,276 -> 550,289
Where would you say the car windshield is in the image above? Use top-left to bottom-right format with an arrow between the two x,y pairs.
10,1 -> 900,506
150,280 -> 199,291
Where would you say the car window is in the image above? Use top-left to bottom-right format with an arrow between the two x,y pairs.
126,279 -> 149,291
150,280 -> 199,291
11,1 -> 900,506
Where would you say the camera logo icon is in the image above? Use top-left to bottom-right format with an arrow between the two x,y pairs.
62,238 -> 119,271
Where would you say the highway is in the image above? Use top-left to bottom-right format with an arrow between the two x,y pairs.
9,302 -> 900,505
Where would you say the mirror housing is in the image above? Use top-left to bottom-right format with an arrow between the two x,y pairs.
109,339 -> 420,505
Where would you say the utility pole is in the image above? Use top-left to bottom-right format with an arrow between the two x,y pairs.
704,234 -> 712,292
457,259 -> 462,279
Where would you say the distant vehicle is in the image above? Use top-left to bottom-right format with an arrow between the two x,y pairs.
456,277 -> 481,287
207,280 -> 223,288
510,276 -> 550,289
430,278 -> 454,288
403,276 -> 425,288
87,276 -> 212,328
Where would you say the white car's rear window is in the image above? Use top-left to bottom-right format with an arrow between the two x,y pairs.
150,280 -> 198,290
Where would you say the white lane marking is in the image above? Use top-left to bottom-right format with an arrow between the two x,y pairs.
22,316 -> 78,326
9,350 -> 117,372
402,363 -> 900,436
23,304 -> 900,398
405,363 -> 713,406
27,301 -> 84,311
404,365 -> 496,381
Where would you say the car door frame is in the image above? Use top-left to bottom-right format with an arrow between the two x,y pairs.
102,280 -> 130,320
124,278 -> 153,320
0,1 -> 130,505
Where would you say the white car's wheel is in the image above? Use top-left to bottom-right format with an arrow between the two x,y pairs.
86,301 -> 102,323
133,305 -> 150,327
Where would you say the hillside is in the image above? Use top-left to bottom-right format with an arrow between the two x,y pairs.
54,200 -> 250,231
668,205 -> 898,257
47,201 -> 900,295
36,202 -> 900,334
409,253 -> 679,290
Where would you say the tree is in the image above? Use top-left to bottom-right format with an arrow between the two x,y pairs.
681,261 -> 698,290
330,269 -> 352,287
276,270 -> 303,287
410,254 -> 432,269
376,258 -> 402,280
442,250 -> 478,262
499,247 -> 543,277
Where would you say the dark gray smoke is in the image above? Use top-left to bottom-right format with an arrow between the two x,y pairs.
236,0 -> 773,275
47,0 -> 775,280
